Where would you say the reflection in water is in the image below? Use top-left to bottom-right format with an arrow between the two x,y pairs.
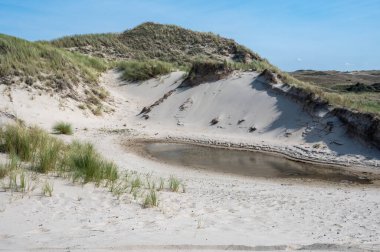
144,142 -> 371,184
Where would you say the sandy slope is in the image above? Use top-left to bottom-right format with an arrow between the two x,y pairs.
119,70 -> 380,169
0,70 -> 380,251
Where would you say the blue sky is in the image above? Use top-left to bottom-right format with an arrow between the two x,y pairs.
1,0 -> 379,71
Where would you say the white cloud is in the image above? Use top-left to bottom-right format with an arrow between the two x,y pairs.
297,58 -> 302,62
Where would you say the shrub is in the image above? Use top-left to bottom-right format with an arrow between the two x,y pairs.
52,122 -> 73,135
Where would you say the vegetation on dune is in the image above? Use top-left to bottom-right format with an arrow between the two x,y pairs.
2,21 -> 380,115
64,141 -> 118,184
42,181 -> 54,197
0,123 -> 185,207
0,34 -> 111,116
50,22 -> 260,66
0,124 -> 49,162
0,123 -> 117,182
118,22 -> 260,65
50,33 -> 130,59
0,34 -> 108,87
117,60 -> 174,81
290,70 -> 380,114
52,122 -> 73,135
143,189 -> 159,208
180,60 -> 232,87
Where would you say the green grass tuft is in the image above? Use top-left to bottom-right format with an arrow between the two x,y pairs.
0,124 -> 119,185
117,60 -> 174,82
168,176 -> 181,192
33,137 -> 65,173
52,122 -> 73,135
0,124 -> 47,162
64,141 -> 118,184
142,189 -> 159,208
42,181 -> 54,197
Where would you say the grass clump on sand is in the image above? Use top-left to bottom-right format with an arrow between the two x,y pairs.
0,124 -> 187,208
117,60 -> 174,82
0,123 -> 118,184
64,141 -> 118,184
0,124 -> 48,162
0,155 -> 18,179
33,137 -> 65,173
168,176 -> 181,192
143,190 -> 159,208
42,180 -> 54,197
0,124 -> 65,173
52,122 -> 73,135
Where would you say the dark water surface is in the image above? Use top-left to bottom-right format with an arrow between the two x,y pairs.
144,142 -> 373,185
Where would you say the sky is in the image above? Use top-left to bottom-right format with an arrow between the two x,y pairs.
0,0 -> 379,71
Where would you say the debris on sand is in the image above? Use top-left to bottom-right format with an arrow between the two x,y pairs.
248,126 -> 257,132
179,98 -> 193,111
237,119 -> 245,125
325,121 -> 334,133
139,89 -> 176,115
210,118 -> 219,126
140,106 -> 151,114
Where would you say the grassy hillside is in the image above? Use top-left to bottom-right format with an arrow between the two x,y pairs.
50,33 -> 131,60
51,22 -> 261,66
1,22 -> 379,115
0,34 -> 111,113
119,22 -> 261,65
290,70 -> 380,114
50,23 -> 301,86
117,60 -> 174,81
0,34 -> 108,87
49,22 -> 304,87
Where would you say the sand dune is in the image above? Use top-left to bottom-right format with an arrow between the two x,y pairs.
121,71 -> 380,168
1,70 -> 380,251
